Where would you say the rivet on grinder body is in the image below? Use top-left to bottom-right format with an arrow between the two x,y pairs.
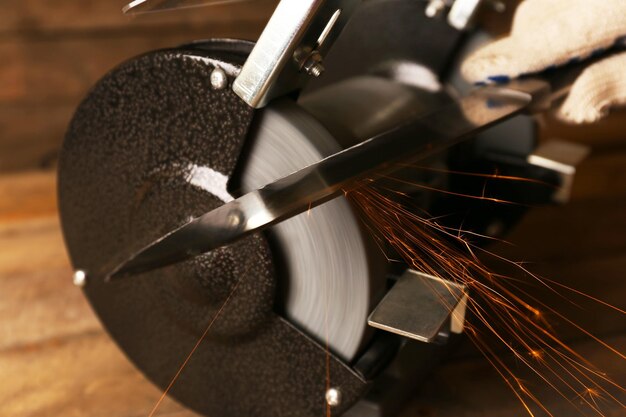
73,270 -> 87,287
325,387 -> 341,407
210,67 -> 228,90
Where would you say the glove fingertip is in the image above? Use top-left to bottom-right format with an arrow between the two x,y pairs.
558,52 -> 626,124
461,51 -> 514,84
557,105 -> 605,125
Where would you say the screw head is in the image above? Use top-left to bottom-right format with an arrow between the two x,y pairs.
227,211 -> 242,227
73,270 -> 87,287
425,0 -> 446,18
210,67 -> 228,90
325,387 -> 341,407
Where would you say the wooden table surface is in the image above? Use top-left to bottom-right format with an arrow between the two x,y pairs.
0,171 -> 198,417
1,162 -> 624,417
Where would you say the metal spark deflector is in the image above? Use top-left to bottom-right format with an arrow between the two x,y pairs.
368,270 -> 468,343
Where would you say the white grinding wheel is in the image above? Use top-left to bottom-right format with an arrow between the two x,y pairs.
239,100 -> 385,361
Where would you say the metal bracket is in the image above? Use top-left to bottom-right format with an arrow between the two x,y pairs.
424,0 -> 505,31
233,0 -> 360,108
527,139 -> 590,204
447,0 -> 482,30
368,270 -> 467,343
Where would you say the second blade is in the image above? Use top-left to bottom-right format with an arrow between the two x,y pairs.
123,0 -> 252,14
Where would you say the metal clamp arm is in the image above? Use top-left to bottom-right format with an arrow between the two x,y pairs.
233,0 -> 360,108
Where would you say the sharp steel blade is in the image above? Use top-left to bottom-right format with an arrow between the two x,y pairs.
123,0 -> 251,15
106,82 -> 546,280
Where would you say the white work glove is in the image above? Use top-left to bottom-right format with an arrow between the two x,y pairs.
462,0 -> 626,124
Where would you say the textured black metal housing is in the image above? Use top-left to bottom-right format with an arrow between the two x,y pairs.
58,40 -> 367,417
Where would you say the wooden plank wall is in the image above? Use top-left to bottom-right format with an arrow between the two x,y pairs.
1,0 -> 625,172
0,0 -> 277,172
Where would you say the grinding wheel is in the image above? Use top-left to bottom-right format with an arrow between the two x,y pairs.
240,99 -> 385,361
58,40 -> 381,416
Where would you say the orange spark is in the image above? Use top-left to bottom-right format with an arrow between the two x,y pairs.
148,279 -> 242,417
346,175 -> 625,417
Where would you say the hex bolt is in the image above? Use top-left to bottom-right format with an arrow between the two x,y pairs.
210,67 -> 228,90
306,62 -> 324,77
325,387 -> 341,407
302,52 -> 325,78
73,270 -> 87,287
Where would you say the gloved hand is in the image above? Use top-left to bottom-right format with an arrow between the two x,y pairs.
462,0 -> 626,124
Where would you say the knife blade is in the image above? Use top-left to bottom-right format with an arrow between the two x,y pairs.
105,80 -> 549,280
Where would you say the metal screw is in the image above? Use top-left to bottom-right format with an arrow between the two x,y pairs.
425,0 -> 447,18
210,67 -> 228,90
325,387 -> 341,407
73,270 -> 87,287
227,211 -> 242,227
302,52 -> 325,78
489,0 -> 506,13
307,62 -> 324,77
